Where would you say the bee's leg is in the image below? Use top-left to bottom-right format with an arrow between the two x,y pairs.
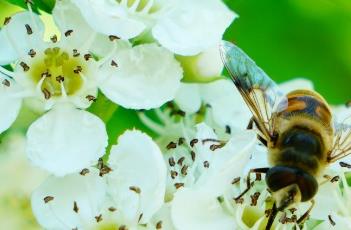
297,199 -> 315,228
265,202 -> 278,230
234,167 -> 270,202
247,117 -> 255,130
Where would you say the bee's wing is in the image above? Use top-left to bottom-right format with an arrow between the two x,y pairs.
328,116 -> 351,162
220,41 -> 287,142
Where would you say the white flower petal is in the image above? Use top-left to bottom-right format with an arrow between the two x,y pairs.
174,83 -> 201,114
197,45 -> 224,77
53,0 -> 113,56
26,103 -> 107,176
152,203 -> 176,230
100,43 -> 183,109
196,130 -> 257,195
0,11 -> 45,64
152,0 -> 237,55
31,168 -> 106,229
201,79 -> 251,129
107,130 -> 167,224
171,188 -> 237,230
0,76 -> 22,134
71,0 -> 146,40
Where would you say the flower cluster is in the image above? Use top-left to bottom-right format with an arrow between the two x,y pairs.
1,1 -> 351,230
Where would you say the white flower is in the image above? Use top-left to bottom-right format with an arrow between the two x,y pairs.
66,0 -> 237,55
0,7 -> 182,175
31,130 -> 167,230
168,123 -> 257,230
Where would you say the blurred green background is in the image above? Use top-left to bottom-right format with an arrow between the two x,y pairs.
1,0 -> 351,228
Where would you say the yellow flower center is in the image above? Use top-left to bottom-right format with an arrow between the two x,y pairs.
28,47 -> 87,97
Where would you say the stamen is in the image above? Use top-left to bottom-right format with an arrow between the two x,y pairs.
73,49 -> 80,57
178,137 -> 185,145
73,201 -> 79,213
138,213 -> 143,223
129,186 -> 141,194
73,66 -> 82,74
108,207 -> 117,212
156,221 -> 162,229
119,225 -> 127,230
170,170 -> 178,179
190,139 -> 198,147
79,168 -> 90,176
177,157 -> 185,166
20,61 -> 30,71
109,35 -> 120,41
25,24 -> 33,35
339,161 -> 351,169
174,183 -> 184,189
94,214 -> 103,223
56,75 -> 64,83
203,161 -> 210,168
50,34 -> 58,43
138,113 -> 165,135
328,215 -> 336,226
28,48 -> 36,57
42,88 -> 51,100
64,29 -> 73,37
43,196 -> 54,203
168,157 -> 176,167
84,54 -> 92,61
231,177 -> 240,185
86,95 -> 97,102
2,79 -> 10,87
60,81 -> 67,98
190,151 -> 196,161
141,0 -> 154,14
111,60 -> 118,67
3,17 -> 11,25
130,0 -> 141,12
166,141 -> 177,149
181,165 -> 188,176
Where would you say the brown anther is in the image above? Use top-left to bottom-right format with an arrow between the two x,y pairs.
231,177 -> 240,185
86,95 -> 97,102
129,186 -> 141,194
73,201 -> 79,213
4,17 -> 11,25
290,215 -> 297,223
65,29 -> 73,37
250,192 -> 260,206
95,214 -> 103,223
177,157 -> 185,166
111,60 -> 118,67
264,209 -> 271,217
166,141 -> 177,150
255,172 -> 262,181
190,139 -> 198,147
73,66 -> 82,74
119,225 -> 127,230
99,165 -> 112,177
168,157 -> 175,167
98,158 -> 103,169
80,168 -> 90,176
170,170 -> 178,179
328,215 -> 335,226
181,165 -> 188,176
109,35 -> 120,41
56,75 -> 64,83
339,161 -> 351,168
84,54 -> 92,61
73,49 -> 80,57
289,208 -> 297,214
50,34 -> 58,43
190,151 -> 196,161
156,221 -> 162,229
178,137 -> 185,145
203,161 -> 210,168
42,88 -> 51,100
41,70 -> 51,78
234,197 -> 244,204
331,175 -> 340,183
20,61 -> 30,71
279,212 -> 287,224
108,207 -> 117,212
225,125 -> 231,134
2,79 -> 10,87
44,196 -> 54,203
174,183 -> 184,189
28,49 -> 36,58
138,213 -> 143,223
210,144 -> 223,151
25,24 -> 33,35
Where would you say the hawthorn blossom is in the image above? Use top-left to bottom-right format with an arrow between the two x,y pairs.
31,130 -> 167,230
63,0 -> 237,55
0,5 -> 182,176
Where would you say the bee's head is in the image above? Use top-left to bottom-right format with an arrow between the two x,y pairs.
266,166 -> 318,211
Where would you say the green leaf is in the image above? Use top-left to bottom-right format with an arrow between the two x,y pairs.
5,0 -> 55,14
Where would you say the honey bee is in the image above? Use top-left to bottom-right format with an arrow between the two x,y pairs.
220,41 -> 351,229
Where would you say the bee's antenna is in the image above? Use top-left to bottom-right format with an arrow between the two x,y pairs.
266,202 -> 278,230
